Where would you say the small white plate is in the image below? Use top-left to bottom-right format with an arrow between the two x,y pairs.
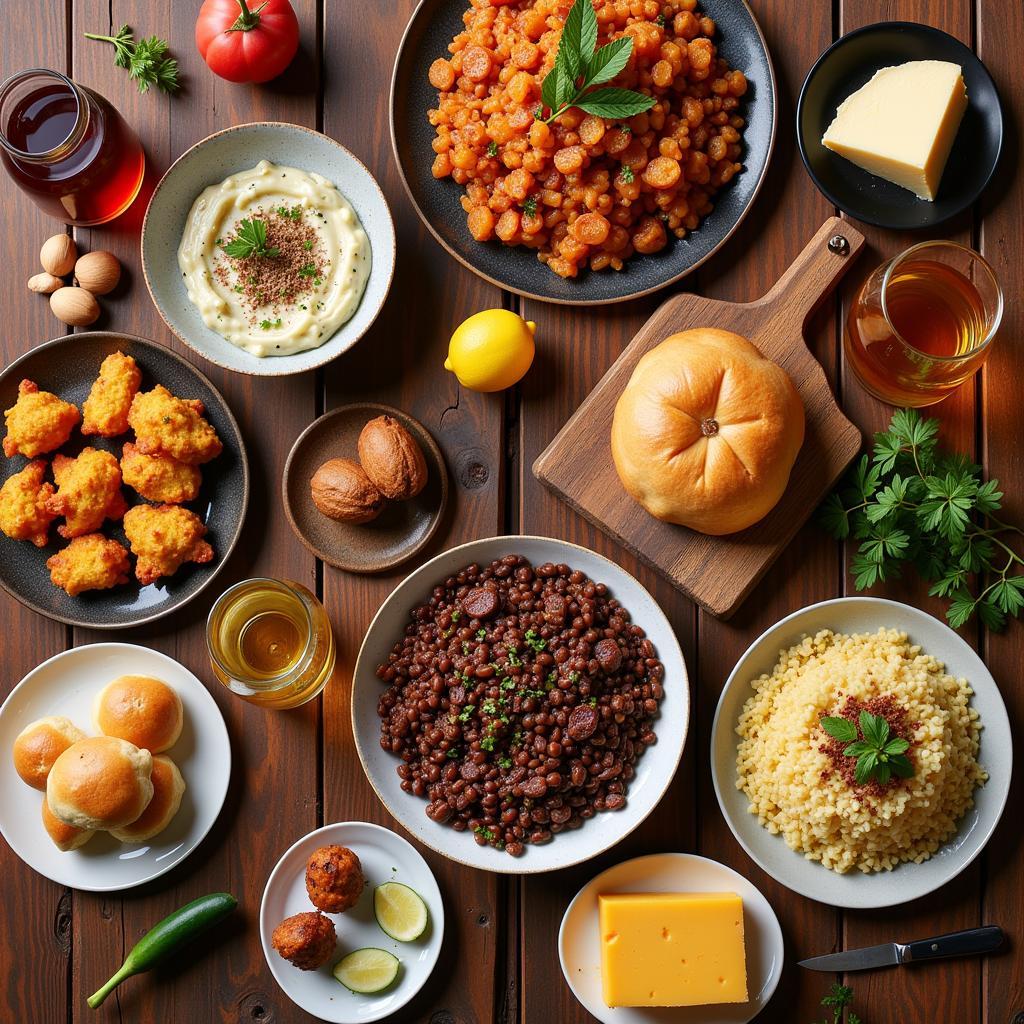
260,821 -> 444,1024
0,643 -> 231,892
559,852 -> 783,1024
711,597 -> 1013,908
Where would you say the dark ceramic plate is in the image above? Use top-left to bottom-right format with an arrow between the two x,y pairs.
0,333 -> 249,629
797,22 -> 1003,230
282,404 -> 448,573
391,0 -> 777,304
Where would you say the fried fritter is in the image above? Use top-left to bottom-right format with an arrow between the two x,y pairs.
0,460 -> 57,547
123,504 -> 214,585
121,442 -> 201,504
81,351 -> 142,437
47,448 -> 128,539
46,534 -> 131,597
3,380 -> 80,458
128,385 -> 223,465
271,912 -> 336,971
305,845 -> 364,913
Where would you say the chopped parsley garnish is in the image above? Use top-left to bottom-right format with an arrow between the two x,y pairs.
620,164 -> 635,184
500,677 -> 515,691
258,318 -> 282,331
476,628 -> 487,640
297,262 -> 317,278
480,736 -> 496,752
523,195 -> 538,218
498,756 -> 513,769
458,704 -> 476,722
487,140 -> 498,157
524,629 -> 546,652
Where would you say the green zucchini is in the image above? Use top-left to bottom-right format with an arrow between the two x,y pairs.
87,892 -> 237,1008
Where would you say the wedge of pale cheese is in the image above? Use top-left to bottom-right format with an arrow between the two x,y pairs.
822,60 -> 968,201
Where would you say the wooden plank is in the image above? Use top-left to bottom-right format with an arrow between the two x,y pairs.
320,2 -> 507,1022
69,2 -> 320,1021
0,6 -> 75,1024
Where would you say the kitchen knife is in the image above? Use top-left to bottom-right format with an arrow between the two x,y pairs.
799,926 -> 1004,972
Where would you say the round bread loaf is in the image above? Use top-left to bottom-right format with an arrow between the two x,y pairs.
46,736 -> 154,831
611,328 -> 805,535
94,675 -> 183,753
12,716 -> 87,790
41,798 -> 94,852
110,755 -> 185,843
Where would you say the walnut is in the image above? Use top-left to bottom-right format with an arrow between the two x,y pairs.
310,458 -> 384,523
356,416 -> 428,500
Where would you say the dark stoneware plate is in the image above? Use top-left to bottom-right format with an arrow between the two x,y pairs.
391,0 -> 777,305
0,333 -> 249,629
797,23 -> 1003,229
282,404 -> 448,574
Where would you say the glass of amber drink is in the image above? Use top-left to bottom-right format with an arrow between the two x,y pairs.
844,240 -> 1002,407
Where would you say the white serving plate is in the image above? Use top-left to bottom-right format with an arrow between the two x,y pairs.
0,643 -> 231,891
559,852 -> 784,1024
711,597 -> 1012,909
142,122 -> 395,376
260,821 -> 444,1024
351,536 -> 690,874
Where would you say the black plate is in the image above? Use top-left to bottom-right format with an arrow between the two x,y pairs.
0,333 -> 249,629
797,22 -> 1003,230
391,0 -> 777,304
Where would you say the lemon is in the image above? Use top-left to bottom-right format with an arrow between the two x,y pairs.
444,309 -> 536,392
332,948 -> 400,994
373,881 -> 429,942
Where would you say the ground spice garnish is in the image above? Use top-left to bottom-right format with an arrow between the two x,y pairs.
818,694 -> 916,797
214,205 -> 327,326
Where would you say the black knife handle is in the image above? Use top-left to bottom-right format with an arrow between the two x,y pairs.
905,926 -> 1004,963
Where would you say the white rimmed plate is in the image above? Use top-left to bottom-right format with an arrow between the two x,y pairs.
711,597 -> 1012,908
259,821 -> 444,1024
0,643 -> 231,891
351,535 -> 690,874
559,852 -> 783,1024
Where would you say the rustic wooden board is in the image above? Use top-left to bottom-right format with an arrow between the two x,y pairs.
533,216 -> 864,618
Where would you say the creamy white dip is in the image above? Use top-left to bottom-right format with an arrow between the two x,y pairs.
177,160 -> 371,357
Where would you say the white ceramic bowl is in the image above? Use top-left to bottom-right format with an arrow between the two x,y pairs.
559,853 -> 784,1024
711,597 -> 1012,908
351,535 -> 690,874
260,821 -> 444,1024
0,643 -> 231,891
142,122 -> 395,376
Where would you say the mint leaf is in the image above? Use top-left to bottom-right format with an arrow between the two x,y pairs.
574,87 -> 655,119
859,711 -> 889,748
560,0 -> 598,83
884,737 -> 910,756
583,36 -> 633,87
820,716 -> 857,743
541,60 -> 572,115
843,740 -> 873,758
891,754 -> 915,779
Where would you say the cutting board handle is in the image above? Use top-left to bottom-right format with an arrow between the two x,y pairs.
755,216 -> 866,333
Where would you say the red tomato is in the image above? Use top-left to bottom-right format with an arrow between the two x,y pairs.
196,0 -> 300,84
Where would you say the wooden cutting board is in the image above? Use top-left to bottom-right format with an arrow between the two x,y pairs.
533,217 -> 865,619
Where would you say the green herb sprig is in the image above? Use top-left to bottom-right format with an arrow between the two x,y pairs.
820,408 -> 1024,630
537,0 -> 655,124
221,218 -> 280,260
84,25 -> 180,94
813,983 -> 862,1024
820,711 -> 912,786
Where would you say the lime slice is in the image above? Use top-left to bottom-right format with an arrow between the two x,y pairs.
332,948 -> 400,994
373,881 -> 429,942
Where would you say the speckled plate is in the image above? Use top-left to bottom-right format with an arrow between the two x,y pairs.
142,122 -> 396,376
0,332 -> 249,629
391,0 -> 776,304
282,404 -> 448,574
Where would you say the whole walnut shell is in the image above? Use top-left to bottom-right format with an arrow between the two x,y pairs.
310,458 -> 384,524
357,416 -> 428,500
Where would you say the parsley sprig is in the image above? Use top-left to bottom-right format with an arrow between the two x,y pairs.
221,218 -> 280,260
84,25 -> 180,94
820,408 -> 1024,630
537,0 -> 655,124
813,983 -> 862,1024
820,711 -> 912,786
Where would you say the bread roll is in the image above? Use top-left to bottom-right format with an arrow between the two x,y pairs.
611,328 -> 805,535
94,675 -> 183,753
12,716 -> 87,790
41,798 -> 94,852
46,736 -> 153,831
110,755 -> 185,843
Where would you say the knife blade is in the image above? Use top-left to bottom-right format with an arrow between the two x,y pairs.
799,926 -> 1004,973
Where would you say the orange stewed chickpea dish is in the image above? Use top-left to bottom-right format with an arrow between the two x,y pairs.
427,0 -> 748,279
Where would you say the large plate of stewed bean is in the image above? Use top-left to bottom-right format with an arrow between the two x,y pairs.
351,535 -> 689,873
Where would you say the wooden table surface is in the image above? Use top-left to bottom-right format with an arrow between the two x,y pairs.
2,1 -> 1021,1022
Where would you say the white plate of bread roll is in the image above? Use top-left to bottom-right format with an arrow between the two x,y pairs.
0,643 -> 230,891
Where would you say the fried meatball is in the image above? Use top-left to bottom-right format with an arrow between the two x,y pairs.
3,379 -> 80,458
0,460 -> 57,546
128,385 -> 222,465
122,504 -> 214,585
305,844 -> 364,913
47,448 -> 128,538
46,534 -> 131,596
271,911 -> 336,971
121,443 -> 201,504
81,351 -> 141,437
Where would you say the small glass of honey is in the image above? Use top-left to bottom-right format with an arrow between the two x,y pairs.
206,578 -> 336,709
845,240 -> 1003,407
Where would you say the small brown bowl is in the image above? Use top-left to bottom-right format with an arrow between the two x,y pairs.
282,404 -> 448,574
